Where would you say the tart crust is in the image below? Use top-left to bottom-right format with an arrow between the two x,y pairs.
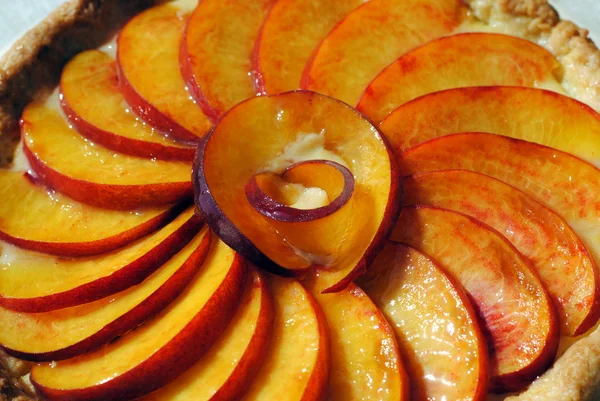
0,0 -> 599,400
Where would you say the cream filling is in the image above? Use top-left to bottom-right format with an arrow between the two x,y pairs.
260,130 -> 347,174
259,130 -> 344,210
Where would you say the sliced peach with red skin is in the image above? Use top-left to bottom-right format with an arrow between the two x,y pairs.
181,0 -> 275,122
240,275 -> 329,401
360,242 -> 488,400
403,170 -> 600,336
252,0 -> 364,94
117,1 -> 211,143
31,235 -> 247,401
391,206 -> 559,392
193,90 -> 400,292
60,50 -> 195,160
305,277 -> 409,400
0,227 -> 210,362
399,132 -> 600,289
21,102 -> 192,210
0,207 -> 201,313
356,33 -> 561,123
301,0 -> 463,105
0,170 -> 178,257
141,268 -> 272,401
380,86 -> 600,164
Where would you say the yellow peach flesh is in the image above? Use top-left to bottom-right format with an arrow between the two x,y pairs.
0,227 -> 209,355
400,133 -> 600,295
0,170 -> 170,247
22,103 -> 191,185
141,269 -> 272,401
361,243 -> 488,400
381,87 -> 600,166
403,170 -> 599,336
31,236 -> 244,391
357,33 -> 561,123
61,50 -> 190,149
391,206 -> 558,390
240,275 -> 329,401
307,280 -> 408,401
302,0 -> 463,105
117,2 -> 210,139
183,0 -> 275,119
255,0 -> 364,94
0,208 -> 196,300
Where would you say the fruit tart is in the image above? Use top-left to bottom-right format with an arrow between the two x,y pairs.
0,0 -> 599,400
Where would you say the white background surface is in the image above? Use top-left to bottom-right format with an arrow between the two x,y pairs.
0,1 -> 599,58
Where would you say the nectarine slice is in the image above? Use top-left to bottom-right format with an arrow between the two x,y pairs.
0,170 -> 178,257
32,235 -> 246,401
301,0 -> 462,105
357,33 -> 561,123
253,0 -> 364,94
117,1 -> 211,143
0,227 -> 210,362
0,207 -> 202,313
61,50 -> 195,160
403,170 -> 599,336
21,102 -> 192,209
391,206 -> 558,391
240,275 -> 329,401
361,242 -> 488,400
193,91 -> 400,292
400,133 -> 600,300
380,86 -> 600,163
141,268 -> 272,401
306,278 -> 408,400
181,0 -> 275,122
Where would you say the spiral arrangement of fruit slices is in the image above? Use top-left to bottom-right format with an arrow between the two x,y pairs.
2,0 -> 600,400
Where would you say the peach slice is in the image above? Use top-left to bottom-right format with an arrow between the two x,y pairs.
0,170 -> 178,256
400,133 -> 600,307
21,102 -> 192,209
117,2 -> 211,143
380,86 -> 600,162
61,50 -> 195,160
181,0 -> 275,122
0,227 -> 210,362
306,278 -> 408,400
0,207 -> 202,313
301,0 -> 462,105
360,242 -> 488,400
356,33 -> 561,123
252,0 -> 364,94
141,268 -> 272,401
31,235 -> 247,401
391,206 -> 559,391
240,275 -> 329,401
193,91 -> 400,292
403,170 -> 599,336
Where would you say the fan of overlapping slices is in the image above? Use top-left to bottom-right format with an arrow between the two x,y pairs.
1,0 -> 600,400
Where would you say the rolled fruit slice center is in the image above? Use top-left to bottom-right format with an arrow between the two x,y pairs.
245,160 -> 354,222
193,90 -> 400,292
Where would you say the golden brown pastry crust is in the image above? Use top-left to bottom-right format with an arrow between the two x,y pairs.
465,0 -> 600,112
0,0 -> 599,400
